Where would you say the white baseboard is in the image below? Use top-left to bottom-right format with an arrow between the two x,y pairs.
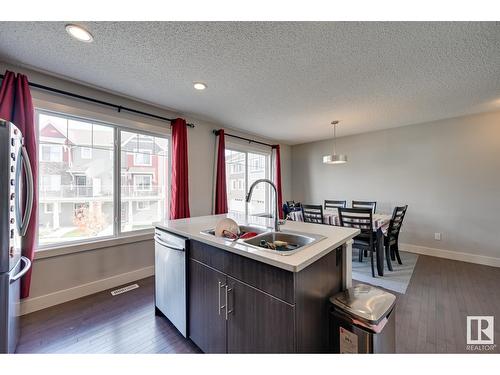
400,243 -> 500,268
20,266 -> 155,316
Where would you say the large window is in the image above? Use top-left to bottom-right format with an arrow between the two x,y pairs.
225,147 -> 271,216
37,110 -> 169,247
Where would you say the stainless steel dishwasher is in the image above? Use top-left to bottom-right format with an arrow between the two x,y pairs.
154,228 -> 188,337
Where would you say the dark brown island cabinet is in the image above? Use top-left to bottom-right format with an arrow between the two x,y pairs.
188,239 -> 343,353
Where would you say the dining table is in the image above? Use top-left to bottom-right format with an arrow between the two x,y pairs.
288,208 -> 392,276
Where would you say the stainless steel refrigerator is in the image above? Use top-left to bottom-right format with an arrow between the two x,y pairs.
0,119 -> 33,353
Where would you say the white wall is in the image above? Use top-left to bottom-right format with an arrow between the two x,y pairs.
0,61 -> 292,313
291,110 -> 500,264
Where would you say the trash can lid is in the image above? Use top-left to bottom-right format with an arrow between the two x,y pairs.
330,284 -> 396,325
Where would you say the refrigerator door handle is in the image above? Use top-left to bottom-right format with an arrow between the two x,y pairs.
15,145 -> 34,237
10,256 -> 32,284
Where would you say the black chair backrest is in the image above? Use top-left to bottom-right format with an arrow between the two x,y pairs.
286,200 -> 301,212
387,205 -> 408,239
324,200 -> 347,209
352,200 -> 377,213
282,203 -> 291,217
338,208 -> 374,242
302,204 -> 324,224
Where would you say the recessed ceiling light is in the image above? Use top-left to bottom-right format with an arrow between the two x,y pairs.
65,24 -> 94,43
193,82 -> 207,90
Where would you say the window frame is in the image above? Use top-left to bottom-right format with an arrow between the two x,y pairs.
40,144 -> 63,162
73,174 -> 89,197
133,148 -> 153,166
35,106 -> 171,251
133,174 -> 153,192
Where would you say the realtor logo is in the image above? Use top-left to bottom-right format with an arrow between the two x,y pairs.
467,316 -> 494,345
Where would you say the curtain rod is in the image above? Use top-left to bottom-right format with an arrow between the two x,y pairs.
0,73 -> 195,128
213,129 -> 275,148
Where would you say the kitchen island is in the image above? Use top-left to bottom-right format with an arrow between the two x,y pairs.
155,213 -> 359,353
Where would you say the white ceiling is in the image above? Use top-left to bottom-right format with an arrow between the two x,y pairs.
0,22 -> 499,144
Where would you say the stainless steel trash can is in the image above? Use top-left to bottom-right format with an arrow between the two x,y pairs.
330,283 -> 396,354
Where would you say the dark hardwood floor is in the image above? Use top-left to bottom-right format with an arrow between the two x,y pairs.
17,254 -> 500,354
393,255 -> 500,353
17,277 -> 200,354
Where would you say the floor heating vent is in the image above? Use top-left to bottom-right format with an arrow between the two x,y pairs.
111,283 -> 139,296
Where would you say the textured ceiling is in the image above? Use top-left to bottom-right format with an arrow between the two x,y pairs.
0,22 -> 499,144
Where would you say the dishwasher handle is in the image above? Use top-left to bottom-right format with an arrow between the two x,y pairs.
154,235 -> 185,251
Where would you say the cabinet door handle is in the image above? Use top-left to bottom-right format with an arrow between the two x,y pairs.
225,285 -> 233,320
218,281 -> 226,315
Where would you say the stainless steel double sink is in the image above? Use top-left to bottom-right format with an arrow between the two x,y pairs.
200,225 -> 325,255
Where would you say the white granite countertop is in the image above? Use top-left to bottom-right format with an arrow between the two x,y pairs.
155,213 -> 359,273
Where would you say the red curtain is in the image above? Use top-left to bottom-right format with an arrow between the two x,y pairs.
272,144 -> 283,219
0,71 -> 37,298
214,129 -> 228,214
170,118 -> 190,219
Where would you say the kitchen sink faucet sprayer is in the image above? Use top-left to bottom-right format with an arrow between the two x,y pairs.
245,179 -> 283,232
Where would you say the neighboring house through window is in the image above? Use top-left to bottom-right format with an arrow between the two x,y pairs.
121,130 -> 168,233
225,147 -> 271,216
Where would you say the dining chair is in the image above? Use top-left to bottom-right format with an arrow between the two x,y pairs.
324,200 -> 347,209
282,203 -> 291,218
286,200 -> 302,211
338,208 -> 376,277
384,205 -> 408,266
352,200 -> 377,213
302,204 -> 324,224
351,202 -> 378,259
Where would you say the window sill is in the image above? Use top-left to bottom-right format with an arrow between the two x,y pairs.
34,232 -> 154,260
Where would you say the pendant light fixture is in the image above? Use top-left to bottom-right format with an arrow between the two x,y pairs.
323,120 -> 347,164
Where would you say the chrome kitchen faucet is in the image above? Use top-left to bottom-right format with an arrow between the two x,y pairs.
245,178 -> 282,232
